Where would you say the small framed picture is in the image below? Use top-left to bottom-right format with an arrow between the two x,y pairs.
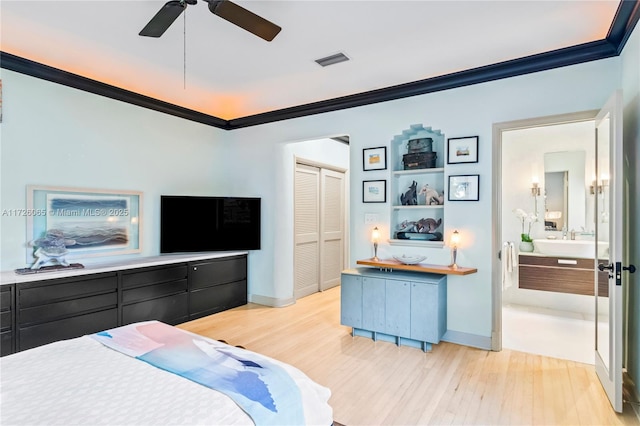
363,180 -> 387,203
363,146 -> 387,171
447,136 -> 479,164
448,175 -> 479,201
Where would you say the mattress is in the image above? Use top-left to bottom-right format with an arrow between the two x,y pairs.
0,324 -> 332,426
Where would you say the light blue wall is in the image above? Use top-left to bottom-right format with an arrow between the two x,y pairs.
0,45 -> 627,348
0,69 -> 227,269
621,23 -> 640,403
223,57 -> 621,343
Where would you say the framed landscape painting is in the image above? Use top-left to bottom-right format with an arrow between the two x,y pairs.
363,180 -> 386,203
447,136 -> 479,164
26,186 -> 142,262
363,147 -> 387,171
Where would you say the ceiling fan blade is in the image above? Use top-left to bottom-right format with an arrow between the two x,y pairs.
140,1 -> 186,38
208,0 -> 281,42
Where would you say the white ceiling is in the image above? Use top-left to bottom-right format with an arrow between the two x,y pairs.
1,1 -> 620,120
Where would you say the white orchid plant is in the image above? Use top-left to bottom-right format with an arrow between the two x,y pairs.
513,208 -> 538,242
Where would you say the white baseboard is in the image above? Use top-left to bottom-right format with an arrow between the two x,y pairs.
249,293 -> 295,308
442,330 -> 492,350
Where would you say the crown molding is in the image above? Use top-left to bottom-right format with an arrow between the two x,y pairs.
0,52 -> 231,130
228,39 -> 618,129
1,0 -> 638,130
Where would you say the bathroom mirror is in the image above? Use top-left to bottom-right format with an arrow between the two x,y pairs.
543,150 -> 586,232
544,171 -> 567,230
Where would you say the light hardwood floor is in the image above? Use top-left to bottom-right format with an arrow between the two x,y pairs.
179,286 -> 640,425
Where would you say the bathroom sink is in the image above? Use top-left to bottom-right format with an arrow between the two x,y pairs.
533,239 -> 609,259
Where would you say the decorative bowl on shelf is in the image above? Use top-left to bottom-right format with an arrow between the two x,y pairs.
392,255 -> 427,265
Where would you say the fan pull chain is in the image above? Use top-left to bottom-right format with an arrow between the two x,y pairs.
183,7 -> 187,89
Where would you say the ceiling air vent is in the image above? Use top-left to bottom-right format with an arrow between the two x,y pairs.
315,52 -> 350,67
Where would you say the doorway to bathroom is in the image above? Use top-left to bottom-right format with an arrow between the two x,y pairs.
495,110 -> 600,364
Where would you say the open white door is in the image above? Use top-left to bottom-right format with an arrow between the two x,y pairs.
594,90 -> 636,412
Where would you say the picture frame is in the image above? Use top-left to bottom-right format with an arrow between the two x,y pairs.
447,136 -> 479,164
448,175 -> 480,201
363,146 -> 387,171
26,185 -> 143,262
363,180 -> 387,203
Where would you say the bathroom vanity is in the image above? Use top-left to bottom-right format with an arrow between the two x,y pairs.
518,253 -> 608,296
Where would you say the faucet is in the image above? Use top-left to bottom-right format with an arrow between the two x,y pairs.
578,226 -> 595,237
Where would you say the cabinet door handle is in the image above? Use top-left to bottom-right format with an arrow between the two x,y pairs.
557,259 -> 578,265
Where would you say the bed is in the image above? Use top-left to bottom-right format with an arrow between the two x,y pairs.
0,321 -> 333,426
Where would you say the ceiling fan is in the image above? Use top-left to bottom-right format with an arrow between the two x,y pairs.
139,0 -> 281,41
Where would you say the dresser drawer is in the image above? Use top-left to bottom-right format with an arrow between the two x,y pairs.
18,308 -> 118,351
190,256 -> 247,290
122,264 -> 188,289
1,286 -> 12,312
122,279 -> 187,304
0,310 -> 12,330
19,292 -> 117,326
123,293 -> 188,325
19,274 -> 117,308
190,280 -> 247,318
1,330 -> 14,356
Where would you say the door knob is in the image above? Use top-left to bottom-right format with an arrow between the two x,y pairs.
598,263 -> 614,272
623,264 -> 637,273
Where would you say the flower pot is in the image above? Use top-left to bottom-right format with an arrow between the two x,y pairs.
519,241 -> 534,252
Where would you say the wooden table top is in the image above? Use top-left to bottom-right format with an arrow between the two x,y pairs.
356,258 -> 477,276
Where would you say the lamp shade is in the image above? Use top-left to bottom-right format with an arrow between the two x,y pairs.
371,227 -> 380,243
450,230 -> 460,246
545,211 -> 562,220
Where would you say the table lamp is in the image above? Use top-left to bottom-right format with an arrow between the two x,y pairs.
372,227 -> 380,260
450,230 -> 460,269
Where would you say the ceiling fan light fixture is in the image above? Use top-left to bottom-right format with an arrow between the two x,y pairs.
315,52 -> 350,67
140,0 -> 281,41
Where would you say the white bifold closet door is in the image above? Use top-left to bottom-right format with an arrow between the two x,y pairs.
294,163 -> 345,299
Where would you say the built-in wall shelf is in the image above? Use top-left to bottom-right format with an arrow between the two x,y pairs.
392,205 -> 444,210
388,239 -> 445,248
357,258 -> 477,276
392,168 -> 444,177
390,124 -> 446,246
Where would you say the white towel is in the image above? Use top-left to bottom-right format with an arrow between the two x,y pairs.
502,241 -> 516,290
509,241 -> 516,272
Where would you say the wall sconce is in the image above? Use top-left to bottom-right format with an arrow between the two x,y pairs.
530,177 -> 540,215
589,180 -> 603,195
371,227 -> 380,260
530,179 -> 541,197
449,230 -> 460,269
590,173 -> 609,195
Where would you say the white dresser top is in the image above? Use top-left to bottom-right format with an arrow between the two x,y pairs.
0,251 -> 248,286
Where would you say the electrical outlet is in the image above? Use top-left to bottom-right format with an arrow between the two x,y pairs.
364,213 -> 379,224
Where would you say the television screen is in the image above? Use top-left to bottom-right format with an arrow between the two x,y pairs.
160,196 -> 261,253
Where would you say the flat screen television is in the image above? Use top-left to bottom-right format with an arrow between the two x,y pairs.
160,196 -> 261,253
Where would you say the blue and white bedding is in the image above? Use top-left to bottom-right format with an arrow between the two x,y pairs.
0,322 -> 332,426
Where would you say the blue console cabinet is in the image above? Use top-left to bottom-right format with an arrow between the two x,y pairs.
341,267 -> 446,352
